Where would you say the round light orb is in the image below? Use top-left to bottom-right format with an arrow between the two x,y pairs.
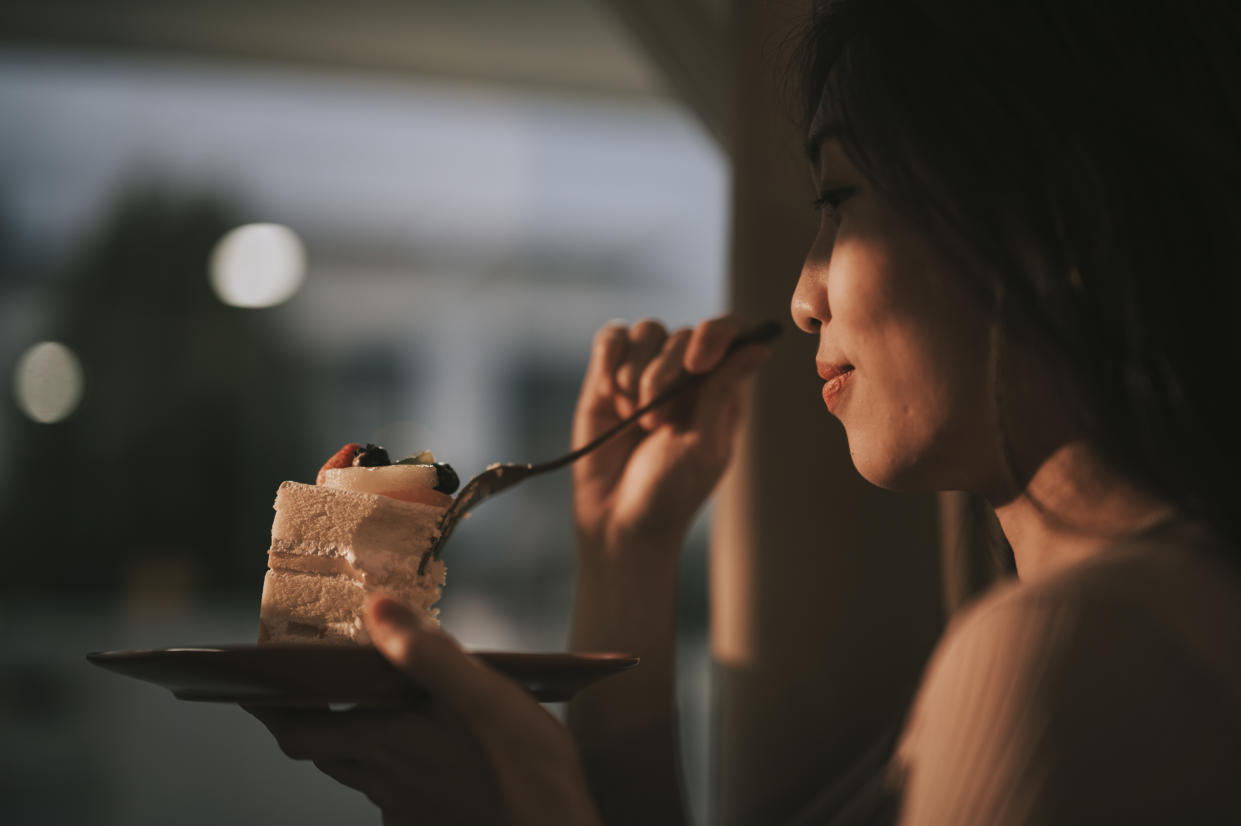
13,341 -> 85,424
209,223 -> 307,308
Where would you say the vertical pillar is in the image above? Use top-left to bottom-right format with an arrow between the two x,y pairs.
712,2 -> 945,822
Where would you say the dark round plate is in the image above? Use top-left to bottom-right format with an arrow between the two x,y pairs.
87,645 -> 639,706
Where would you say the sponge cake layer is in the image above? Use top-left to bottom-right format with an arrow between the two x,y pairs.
258,481 -> 447,644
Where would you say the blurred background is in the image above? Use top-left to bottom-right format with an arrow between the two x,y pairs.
0,1 -> 731,823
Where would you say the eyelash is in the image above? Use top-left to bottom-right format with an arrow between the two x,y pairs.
811,186 -> 857,217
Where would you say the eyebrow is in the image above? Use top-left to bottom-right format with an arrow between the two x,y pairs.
804,119 -> 843,167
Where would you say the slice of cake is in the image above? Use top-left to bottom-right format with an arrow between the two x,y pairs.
258,443 -> 459,645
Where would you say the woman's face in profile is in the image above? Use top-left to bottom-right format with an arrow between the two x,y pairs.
791,138 -> 998,492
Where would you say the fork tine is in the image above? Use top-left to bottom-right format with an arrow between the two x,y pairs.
419,319 -> 783,570
419,463 -> 536,573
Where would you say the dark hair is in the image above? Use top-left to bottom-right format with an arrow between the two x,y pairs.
795,0 -> 1241,551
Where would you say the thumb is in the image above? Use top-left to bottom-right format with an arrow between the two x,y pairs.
365,595 -> 525,724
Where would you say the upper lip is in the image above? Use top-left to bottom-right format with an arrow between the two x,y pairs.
817,361 -> 853,382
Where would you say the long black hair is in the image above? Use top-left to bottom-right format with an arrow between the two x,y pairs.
795,0 -> 1241,552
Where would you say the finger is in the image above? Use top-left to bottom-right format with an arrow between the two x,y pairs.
637,328 -> 692,430
311,759 -> 420,820
313,758 -> 464,826
614,319 -> 667,407
573,321 -> 629,447
691,344 -> 771,438
248,708 -> 370,761
246,706 -> 438,762
366,596 -> 538,731
583,320 -> 628,398
243,705 -> 319,755
312,757 -> 387,802
684,314 -> 745,373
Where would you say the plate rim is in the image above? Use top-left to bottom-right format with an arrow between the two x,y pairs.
85,644 -> 640,706
87,645 -> 640,667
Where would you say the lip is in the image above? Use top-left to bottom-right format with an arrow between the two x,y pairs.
818,364 -> 855,413
817,361 -> 852,382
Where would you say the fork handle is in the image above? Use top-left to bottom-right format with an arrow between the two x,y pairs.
535,319 -> 783,474
422,319 -> 783,570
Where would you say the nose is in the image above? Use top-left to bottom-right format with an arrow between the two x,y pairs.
790,255 -> 828,334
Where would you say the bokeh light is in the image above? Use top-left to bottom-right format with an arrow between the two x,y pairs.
208,223 -> 306,308
12,341 -> 85,424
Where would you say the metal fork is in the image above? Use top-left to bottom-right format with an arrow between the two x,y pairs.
417,319 -> 782,573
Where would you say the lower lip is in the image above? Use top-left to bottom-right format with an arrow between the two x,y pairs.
821,369 -> 854,413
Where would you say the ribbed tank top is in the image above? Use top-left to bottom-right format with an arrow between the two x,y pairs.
791,521 -> 1241,825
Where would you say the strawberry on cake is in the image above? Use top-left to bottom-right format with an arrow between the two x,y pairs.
258,443 -> 459,644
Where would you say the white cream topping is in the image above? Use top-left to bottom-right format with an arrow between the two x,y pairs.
321,465 -> 439,495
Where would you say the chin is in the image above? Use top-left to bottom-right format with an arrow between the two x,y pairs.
851,456 -> 932,491
844,430 -> 951,492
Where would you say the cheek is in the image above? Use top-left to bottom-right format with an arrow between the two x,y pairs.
844,333 -> 964,489
830,242 -> 993,489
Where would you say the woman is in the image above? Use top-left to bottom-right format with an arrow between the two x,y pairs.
251,0 -> 1241,822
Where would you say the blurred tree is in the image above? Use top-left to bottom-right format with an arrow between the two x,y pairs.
2,181 -> 311,597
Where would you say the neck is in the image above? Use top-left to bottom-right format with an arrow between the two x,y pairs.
989,440 -> 1179,580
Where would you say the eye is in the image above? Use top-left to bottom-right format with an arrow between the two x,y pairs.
811,186 -> 857,220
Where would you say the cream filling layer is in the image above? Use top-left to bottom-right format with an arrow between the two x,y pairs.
269,551 -> 360,579
266,539 -> 446,589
